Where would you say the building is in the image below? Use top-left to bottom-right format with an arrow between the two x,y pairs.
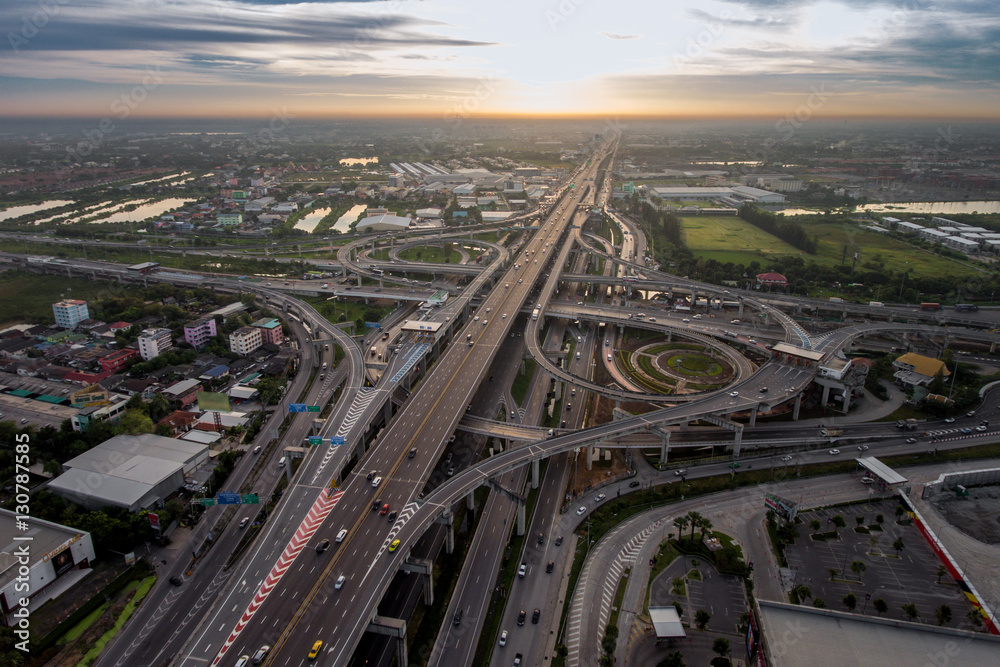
244,196 -> 275,213
755,272 -> 788,289
943,236 -> 980,253
897,221 -> 926,234
229,326 -> 263,356
893,352 -> 949,388
137,328 -> 173,361
415,207 -> 442,219
0,509 -> 96,626
52,300 -> 89,329
728,185 -> 787,204
71,394 -> 129,432
217,213 -> 243,227
161,378 -> 202,408
183,318 -> 217,349
918,228 -> 951,243
47,434 -> 209,512
743,173 -> 803,192
355,214 -> 412,233
250,318 -> 283,345
98,348 -> 138,373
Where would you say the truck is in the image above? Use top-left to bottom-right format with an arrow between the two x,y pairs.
821,427 -> 843,437
868,301 -> 884,307
532,306 -> 540,321
920,302 -> 941,311
954,303 -> 979,312
896,418 -> 918,430
829,297 -> 844,303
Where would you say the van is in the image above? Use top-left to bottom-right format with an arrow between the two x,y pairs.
278,457 -> 286,468
336,528 -> 348,542
607,353 -> 612,361
576,351 -> 581,359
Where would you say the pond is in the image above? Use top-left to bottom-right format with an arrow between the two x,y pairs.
0,200 -> 74,222
332,204 -> 367,234
339,157 -> 379,166
294,207 -> 330,233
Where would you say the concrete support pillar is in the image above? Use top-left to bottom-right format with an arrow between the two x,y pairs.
749,407 -> 758,428
821,384 -> 831,406
516,499 -> 526,536
384,399 -> 393,424
943,335 -> 951,350
841,391 -> 852,414
733,424 -> 744,457
586,445 -> 593,471
367,617 -> 408,667
991,339 -> 997,354
436,510 -> 454,554
531,459 -> 540,489
660,430 -> 670,464
738,301 -> 745,318
401,558 -> 434,606
466,490 -> 476,511
792,394 -> 802,421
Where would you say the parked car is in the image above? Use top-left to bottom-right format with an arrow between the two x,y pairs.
629,480 -> 641,488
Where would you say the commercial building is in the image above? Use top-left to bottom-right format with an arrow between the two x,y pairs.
896,221 -> 925,234
98,348 -> 138,373
355,214 -> 412,233
229,326 -> 263,356
893,352 -> 949,387
217,213 -> 243,227
0,509 -> 96,626
743,173 -> 803,192
71,394 -> 129,432
755,272 -> 788,289
943,236 -> 980,253
183,318 -> 217,349
161,378 -> 202,408
137,328 -> 173,361
52,300 -> 89,329
47,433 -> 209,512
251,318 -> 283,345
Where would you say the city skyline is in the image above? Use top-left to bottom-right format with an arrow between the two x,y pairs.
2,0 -> 999,121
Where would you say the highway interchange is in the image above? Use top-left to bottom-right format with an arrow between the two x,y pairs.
8,135 -> 1000,667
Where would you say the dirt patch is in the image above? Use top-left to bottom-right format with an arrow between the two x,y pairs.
930,486 -> 1000,545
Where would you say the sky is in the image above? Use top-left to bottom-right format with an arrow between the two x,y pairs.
1,0 -> 999,120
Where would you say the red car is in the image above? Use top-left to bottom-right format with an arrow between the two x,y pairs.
379,503 -> 389,515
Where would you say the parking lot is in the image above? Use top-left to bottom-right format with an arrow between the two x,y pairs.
783,499 -> 974,627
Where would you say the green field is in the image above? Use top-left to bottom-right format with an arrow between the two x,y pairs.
0,272 -> 126,326
397,244 -> 463,264
682,216 -> 984,280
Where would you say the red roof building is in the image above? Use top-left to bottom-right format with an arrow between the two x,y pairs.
755,272 -> 788,289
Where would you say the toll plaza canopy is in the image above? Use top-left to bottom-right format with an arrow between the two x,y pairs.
771,342 -> 825,362
856,456 -> 907,485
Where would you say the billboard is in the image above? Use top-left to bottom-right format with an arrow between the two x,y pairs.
197,391 -> 231,413
764,493 -> 798,522
52,548 -> 75,578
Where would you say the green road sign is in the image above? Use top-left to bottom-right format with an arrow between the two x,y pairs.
307,405 -> 321,413
241,494 -> 260,504
199,498 -> 216,506
308,436 -> 322,445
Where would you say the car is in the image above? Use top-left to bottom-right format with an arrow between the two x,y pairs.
976,425 -> 988,432
518,562 -> 527,578
967,411 -> 976,417
408,447 -> 417,459
546,561 -> 554,573
944,417 -> 956,423
729,391 -> 739,397
555,535 -> 563,546
682,318 -> 690,323
20,418 -> 27,424
857,445 -> 869,451
499,630 -> 508,647
337,528 -> 348,542
252,445 -> 261,454
674,469 -> 686,476
531,608 -> 540,624
334,575 -> 345,590
169,576 -> 182,586
961,428 -> 973,434
483,319 -> 488,325
629,480 -> 641,488
780,455 -> 793,462
760,387 -> 768,393
576,506 -> 587,516
389,539 -> 401,552
517,610 -> 526,626
387,511 -> 397,522
596,493 -> 606,502
235,656 -> 250,667
372,476 -> 382,488
513,653 -> 523,667
447,466 -> 455,477
537,533 -> 544,545
316,539 -> 330,553
380,503 -> 389,515
474,316 -> 479,321
502,313 -> 507,319
252,645 -> 270,665
829,449 -> 841,455
308,640 -> 323,659
453,609 -> 463,626
367,470 -> 376,481
906,437 -> 917,443
239,517 -> 250,529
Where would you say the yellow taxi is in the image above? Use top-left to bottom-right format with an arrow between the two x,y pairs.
388,539 -> 401,552
308,640 -> 323,660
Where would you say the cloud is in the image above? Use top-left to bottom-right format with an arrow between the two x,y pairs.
600,32 -> 640,40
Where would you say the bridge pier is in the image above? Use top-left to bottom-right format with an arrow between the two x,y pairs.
992,340 -> 997,354
738,301 -> 745,318
733,424 -> 744,457
516,498 -> 526,536
400,557 -> 434,606
436,509 -> 454,554
367,616 -> 408,667
792,394 -> 802,421
586,445 -> 593,471
466,490 -> 476,511
660,430 -> 670,464
820,384 -> 831,406
531,459 -> 540,489
749,407 -> 758,428
383,398 -> 393,424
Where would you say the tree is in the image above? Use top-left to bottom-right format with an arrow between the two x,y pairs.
936,604 -> 952,626
810,519 -> 821,531
673,516 -> 689,540
873,598 -> 888,616
831,515 -> 846,531
712,637 -> 731,659
149,392 -> 171,423
657,652 -> 686,667
843,593 -> 858,612
893,537 -> 905,555
856,516 -> 865,527
895,505 -> 904,518
936,565 -> 947,583
829,568 -> 839,580
876,514 -> 884,526
687,511 -> 703,541
119,409 -> 154,435
967,609 -> 984,630
699,517 -> 714,540
850,561 -> 866,581
813,598 -> 826,608
902,603 -> 919,621
695,609 -> 712,630
790,584 -> 812,605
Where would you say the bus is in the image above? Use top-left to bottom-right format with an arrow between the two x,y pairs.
955,304 -> 979,312
920,302 -> 941,311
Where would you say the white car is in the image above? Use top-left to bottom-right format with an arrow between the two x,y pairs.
729,391 -> 739,397
518,563 -> 527,578
829,449 -> 841,455
499,630 -> 508,647
674,469 -> 686,476
682,318 -> 690,323
576,506 -> 587,516
780,455 -> 793,462
976,425 -> 988,432
596,493 -> 606,502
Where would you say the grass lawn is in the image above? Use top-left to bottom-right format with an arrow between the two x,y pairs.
682,215 -> 802,260
0,271 -> 127,326
397,244 -> 463,264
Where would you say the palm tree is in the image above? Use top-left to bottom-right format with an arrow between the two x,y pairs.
936,565 -> 947,583
850,561 -> 866,581
674,516 -> 689,541
902,603 -> 919,621
893,537 -> 905,555
936,604 -> 952,626
698,517 -> 713,540
873,598 -> 888,616
687,511 -> 703,541
967,609 -> 984,630
828,568 -> 839,580
843,593 -> 857,612
712,637 -> 731,660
